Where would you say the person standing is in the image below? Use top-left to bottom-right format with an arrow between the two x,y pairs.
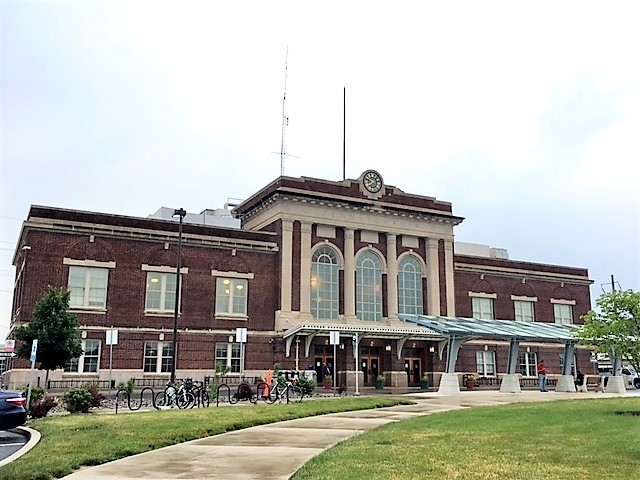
537,359 -> 548,392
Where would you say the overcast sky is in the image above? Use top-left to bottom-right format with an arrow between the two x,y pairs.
1,1 -> 638,340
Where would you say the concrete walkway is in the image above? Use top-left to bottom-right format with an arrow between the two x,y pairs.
56,390 -> 632,480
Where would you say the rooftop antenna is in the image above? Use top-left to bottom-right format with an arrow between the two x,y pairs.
280,47 -> 289,176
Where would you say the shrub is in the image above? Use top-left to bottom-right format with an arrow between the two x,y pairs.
30,396 -> 58,418
83,383 -> 106,407
63,387 -> 93,413
22,386 -> 45,411
297,376 -> 316,396
116,378 -> 135,395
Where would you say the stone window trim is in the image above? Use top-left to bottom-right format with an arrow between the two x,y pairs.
550,298 -> 576,305
211,270 -> 254,279
64,258 -> 116,268
468,292 -> 497,299
142,264 -> 189,274
397,251 -> 428,278
510,295 -> 538,302
311,242 -> 345,269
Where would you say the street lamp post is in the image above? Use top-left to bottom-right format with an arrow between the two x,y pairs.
170,208 -> 186,384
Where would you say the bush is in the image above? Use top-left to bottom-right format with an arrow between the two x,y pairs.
297,376 -> 316,396
22,386 -> 45,411
116,378 -> 135,395
63,387 -> 93,413
30,396 -> 58,418
83,383 -> 106,407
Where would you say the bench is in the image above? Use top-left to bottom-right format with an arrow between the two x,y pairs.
577,375 -> 606,393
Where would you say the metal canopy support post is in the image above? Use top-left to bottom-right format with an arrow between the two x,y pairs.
445,335 -> 464,374
556,341 -> 579,392
500,338 -> 522,393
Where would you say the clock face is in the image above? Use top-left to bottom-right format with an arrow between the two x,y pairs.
363,171 -> 383,193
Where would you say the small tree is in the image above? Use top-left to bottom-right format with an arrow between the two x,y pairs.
14,287 -> 84,385
576,289 -> 640,373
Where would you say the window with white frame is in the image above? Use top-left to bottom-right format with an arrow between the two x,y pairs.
398,255 -> 423,315
476,350 -> 496,376
215,278 -> 248,316
64,339 -> 101,373
472,296 -> 494,319
145,272 -> 177,312
514,300 -> 535,322
64,259 -> 115,308
215,343 -> 241,373
212,270 -> 253,318
356,250 -> 383,321
311,245 -> 339,319
143,341 -> 173,373
554,303 -> 573,324
519,352 -> 537,377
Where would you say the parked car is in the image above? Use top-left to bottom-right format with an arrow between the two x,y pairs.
0,390 -> 27,430
599,366 -> 640,389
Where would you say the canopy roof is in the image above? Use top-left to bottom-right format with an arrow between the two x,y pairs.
398,314 -> 580,343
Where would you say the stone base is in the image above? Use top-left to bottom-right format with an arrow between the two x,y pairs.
385,371 -> 408,388
437,372 -> 461,395
604,375 -> 626,393
555,374 -> 576,393
499,374 -> 522,393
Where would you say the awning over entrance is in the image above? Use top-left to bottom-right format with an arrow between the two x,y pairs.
282,322 -> 442,359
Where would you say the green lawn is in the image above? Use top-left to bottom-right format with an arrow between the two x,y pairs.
293,397 -> 640,480
0,397 -> 406,480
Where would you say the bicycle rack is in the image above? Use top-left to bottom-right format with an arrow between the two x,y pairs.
216,384 -> 232,407
115,387 -> 156,414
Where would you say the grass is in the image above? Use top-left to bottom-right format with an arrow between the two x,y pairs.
0,397 -> 407,480
292,397 -> 640,480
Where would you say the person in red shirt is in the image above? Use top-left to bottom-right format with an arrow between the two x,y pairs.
537,359 -> 548,392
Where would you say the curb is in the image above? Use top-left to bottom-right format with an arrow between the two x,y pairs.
0,426 -> 41,468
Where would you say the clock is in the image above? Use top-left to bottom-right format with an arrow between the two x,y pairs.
362,170 -> 383,193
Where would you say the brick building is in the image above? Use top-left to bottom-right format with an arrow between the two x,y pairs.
5,170 -> 593,391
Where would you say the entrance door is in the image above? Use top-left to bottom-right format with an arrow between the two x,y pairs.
404,357 -> 422,385
360,347 -> 381,384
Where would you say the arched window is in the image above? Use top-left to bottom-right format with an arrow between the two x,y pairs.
398,256 -> 423,315
356,250 -> 382,321
311,246 -> 339,319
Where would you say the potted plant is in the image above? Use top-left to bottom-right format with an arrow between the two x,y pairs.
375,375 -> 384,390
323,375 -> 333,390
466,374 -> 476,390
420,374 -> 430,391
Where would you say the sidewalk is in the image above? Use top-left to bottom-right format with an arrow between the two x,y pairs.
56,389 -> 630,480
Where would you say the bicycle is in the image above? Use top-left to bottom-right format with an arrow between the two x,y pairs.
155,380 -> 195,409
262,378 -> 303,404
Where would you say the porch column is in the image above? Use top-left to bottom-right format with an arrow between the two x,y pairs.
344,228 -> 356,317
386,233 -> 398,319
444,240 -> 456,316
426,237 -> 441,316
299,222 -> 312,314
280,219 -> 294,312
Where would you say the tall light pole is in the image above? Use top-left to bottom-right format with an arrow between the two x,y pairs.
170,208 -> 186,384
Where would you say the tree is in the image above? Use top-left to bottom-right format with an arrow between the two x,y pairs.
576,289 -> 640,373
14,286 -> 84,384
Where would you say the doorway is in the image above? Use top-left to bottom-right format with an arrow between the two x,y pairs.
314,345 -> 334,382
404,357 -> 422,385
360,347 -> 381,384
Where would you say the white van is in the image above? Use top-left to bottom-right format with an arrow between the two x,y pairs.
598,365 -> 640,389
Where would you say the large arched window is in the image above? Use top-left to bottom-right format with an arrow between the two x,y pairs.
311,246 -> 339,319
398,255 -> 423,315
356,250 -> 382,321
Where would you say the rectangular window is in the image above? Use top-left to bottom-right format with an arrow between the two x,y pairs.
476,350 -> 496,376
519,352 -> 537,377
554,304 -> 573,324
514,301 -> 535,322
145,272 -> 177,312
215,343 -> 241,373
143,341 -> 173,373
68,266 -> 108,309
472,297 -> 494,319
215,278 -> 248,316
64,339 -> 101,373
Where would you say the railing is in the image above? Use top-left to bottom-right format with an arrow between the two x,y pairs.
48,379 -> 114,390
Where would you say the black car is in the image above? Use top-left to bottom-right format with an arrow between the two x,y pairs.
0,390 -> 27,430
